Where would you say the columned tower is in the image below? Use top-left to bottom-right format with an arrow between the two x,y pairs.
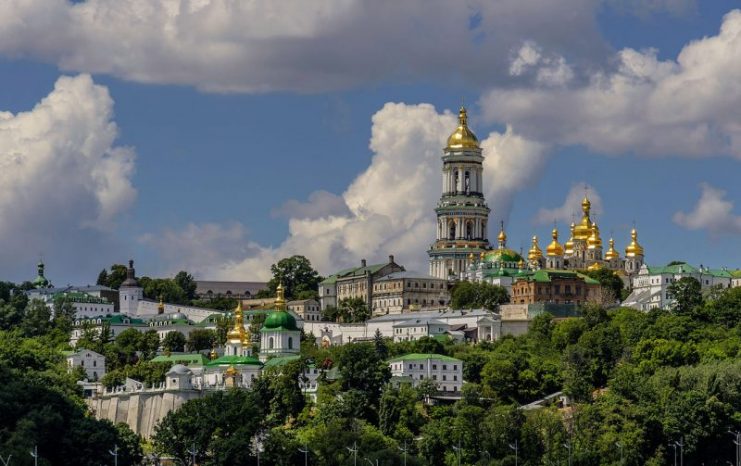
428,107 -> 490,279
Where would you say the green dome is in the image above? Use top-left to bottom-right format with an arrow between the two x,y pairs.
483,248 -> 523,264
262,310 -> 298,331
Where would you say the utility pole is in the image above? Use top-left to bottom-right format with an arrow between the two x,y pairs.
187,443 -> 197,466
615,441 -> 623,465
109,444 -> 119,466
0,454 -> 11,466
298,445 -> 309,466
346,442 -> 358,466
563,441 -> 572,466
509,439 -> 519,466
30,446 -> 38,466
398,441 -> 408,466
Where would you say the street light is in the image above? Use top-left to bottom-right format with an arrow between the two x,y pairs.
298,445 -> 309,466
186,443 -> 198,466
363,458 -> 378,466
30,445 -> 38,466
0,454 -> 11,466
347,442 -> 358,466
398,441 -> 409,466
109,444 -> 119,466
563,441 -> 572,466
729,429 -> 741,466
509,439 -> 519,466
674,438 -> 684,466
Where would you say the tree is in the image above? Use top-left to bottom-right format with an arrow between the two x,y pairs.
96,268 -> 109,286
373,328 -> 388,360
138,329 -> 161,360
21,299 -> 52,337
52,296 -> 76,333
267,255 -> 322,299
667,277 -> 703,315
337,343 -> 391,418
139,277 -> 188,304
162,331 -> 186,352
338,297 -> 370,323
583,268 -> 624,304
174,270 -> 198,301
115,327 -> 143,366
98,264 -> 128,290
187,328 -> 216,351
450,281 -> 509,310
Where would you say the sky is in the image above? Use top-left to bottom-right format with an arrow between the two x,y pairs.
0,0 -> 740,285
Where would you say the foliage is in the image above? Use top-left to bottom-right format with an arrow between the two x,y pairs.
97,264 -> 128,289
582,268 -> 624,303
266,255 -> 323,299
337,296 -> 370,323
450,281 -> 509,310
187,328 -> 216,351
667,276 -> 703,315
161,331 -> 186,352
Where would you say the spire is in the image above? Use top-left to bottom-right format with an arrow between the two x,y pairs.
121,259 -> 139,287
625,228 -> 644,257
226,301 -> 246,343
587,222 -> 603,250
574,194 -> 593,240
157,295 -> 165,314
564,223 -> 575,255
605,238 -> 620,261
274,283 -> 287,310
32,259 -> 51,289
445,106 -> 480,150
497,220 -> 507,248
546,227 -> 564,257
528,235 -> 543,261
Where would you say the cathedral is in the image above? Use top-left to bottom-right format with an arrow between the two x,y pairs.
428,107 -> 646,287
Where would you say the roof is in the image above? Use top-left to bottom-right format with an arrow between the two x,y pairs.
645,263 -> 734,278
376,271 -> 442,281
75,315 -> 147,326
53,291 -> 111,304
151,354 -> 209,366
195,281 -> 267,296
166,364 -> 192,375
263,355 -> 301,368
388,353 -> 462,363
514,269 -> 600,285
369,308 -> 493,323
392,318 -> 448,328
324,261 -> 401,283
206,355 -> 262,367
287,299 -> 319,305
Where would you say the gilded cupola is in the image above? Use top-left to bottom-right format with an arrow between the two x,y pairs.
274,282 -> 287,310
573,196 -> 593,241
528,235 -> 543,261
564,223 -> 575,255
587,223 -> 603,250
497,222 -> 507,248
446,106 -> 480,150
546,227 -> 564,257
605,238 -> 620,261
226,301 -> 247,343
625,228 -> 644,257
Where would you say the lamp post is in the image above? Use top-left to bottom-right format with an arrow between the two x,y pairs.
30,445 -> 38,466
298,445 -> 309,466
563,441 -> 572,466
729,429 -> 741,466
509,439 -> 518,466
674,438 -> 684,466
347,442 -> 358,466
109,444 -> 119,466
398,441 -> 408,466
615,441 -> 623,465
186,443 -> 197,466
363,458 -> 378,466
671,442 -> 678,466
0,454 -> 11,466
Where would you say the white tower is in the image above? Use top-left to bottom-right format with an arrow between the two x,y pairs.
428,107 -> 490,279
119,259 -> 143,316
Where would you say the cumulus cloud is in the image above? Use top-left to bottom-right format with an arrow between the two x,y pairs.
0,0 -> 614,93
0,74 -> 136,281
272,190 -> 351,220
533,183 -> 603,226
509,41 -> 574,87
145,103 -> 548,279
673,183 -> 741,235
482,9 -> 741,158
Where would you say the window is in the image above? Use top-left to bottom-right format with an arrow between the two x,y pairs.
269,337 -> 274,349
288,337 -> 293,349
453,365 -> 457,370
442,365 -> 447,370
443,375 -> 447,381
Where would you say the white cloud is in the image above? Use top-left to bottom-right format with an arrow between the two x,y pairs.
272,190 -> 351,220
509,41 -> 574,87
145,103 -> 548,279
0,0 -> 613,93
533,183 -> 603,226
673,183 -> 741,235
0,74 -> 136,281
481,9 -> 741,158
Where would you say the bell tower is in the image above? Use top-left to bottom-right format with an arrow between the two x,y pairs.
428,107 -> 490,279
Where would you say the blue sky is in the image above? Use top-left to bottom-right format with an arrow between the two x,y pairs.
0,0 -> 739,284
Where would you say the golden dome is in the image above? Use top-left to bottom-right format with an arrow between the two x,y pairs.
274,282 -> 287,310
546,228 -> 564,257
573,196 -> 593,241
625,228 -> 644,257
497,222 -> 507,247
227,301 -> 246,343
587,261 -> 604,271
157,295 -> 164,314
528,235 -> 543,261
518,258 -> 526,269
468,252 -> 475,261
446,106 -> 480,150
209,348 -> 218,360
224,365 -> 238,377
564,223 -> 575,255
587,223 -> 603,250
479,251 -> 486,260
605,238 -> 619,261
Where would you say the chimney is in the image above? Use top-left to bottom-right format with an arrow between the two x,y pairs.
361,259 -> 367,268
389,255 -> 394,264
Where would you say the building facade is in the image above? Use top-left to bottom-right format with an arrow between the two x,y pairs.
287,299 -> 322,322
320,256 -> 404,311
510,270 -> 601,305
64,349 -> 106,381
389,353 -> 463,393
371,271 -> 450,316
428,107 -> 491,279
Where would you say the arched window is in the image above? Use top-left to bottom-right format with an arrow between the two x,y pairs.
464,171 -> 470,194
453,171 -> 459,192
269,337 -> 274,349
466,221 -> 473,240
288,337 -> 293,349
449,221 -> 456,240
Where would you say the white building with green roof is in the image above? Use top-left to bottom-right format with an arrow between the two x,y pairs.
259,284 -> 301,362
388,353 -> 463,393
319,256 -> 405,311
623,262 -> 734,311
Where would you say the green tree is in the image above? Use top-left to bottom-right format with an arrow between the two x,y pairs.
187,328 -> 216,351
338,343 -> 391,419
21,299 -> 52,337
138,329 -> 161,360
96,268 -> 109,286
450,281 -> 509,310
98,264 -> 128,289
583,268 -> 624,303
174,270 -> 198,301
338,296 -> 370,323
115,327 -> 143,366
162,331 -> 186,352
267,255 -> 322,299
667,277 -> 703,315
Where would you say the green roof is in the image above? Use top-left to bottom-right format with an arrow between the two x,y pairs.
53,291 -> 111,304
514,269 -> 600,285
320,274 -> 339,285
262,355 -> 301,368
151,354 -> 209,366
61,350 -> 75,357
76,315 -> 146,325
388,353 -> 461,363
262,310 -> 299,332
731,270 -> 741,278
206,355 -> 262,367
483,248 -> 524,264
646,263 -> 735,278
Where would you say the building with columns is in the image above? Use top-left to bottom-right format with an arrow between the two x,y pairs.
428,107 -> 491,279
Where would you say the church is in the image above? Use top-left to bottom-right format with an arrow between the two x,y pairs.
428,107 -> 646,291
